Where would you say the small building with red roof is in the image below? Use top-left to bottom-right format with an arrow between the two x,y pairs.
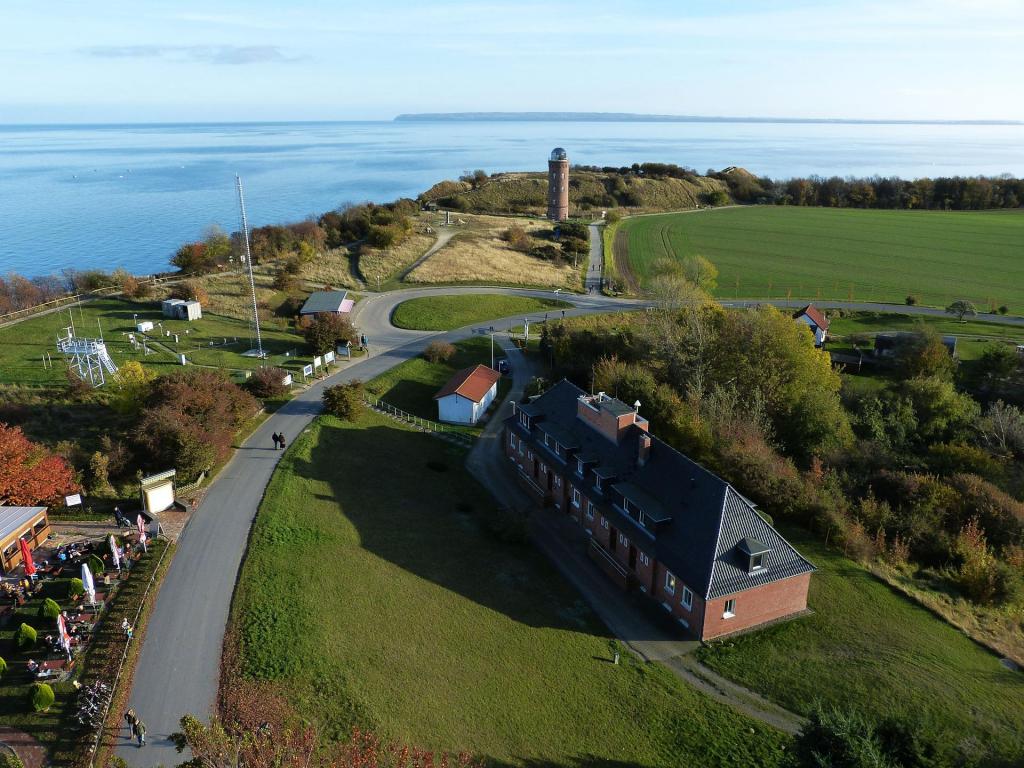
434,364 -> 501,425
793,304 -> 830,347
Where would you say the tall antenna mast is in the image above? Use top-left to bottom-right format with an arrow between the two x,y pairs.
235,174 -> 264,358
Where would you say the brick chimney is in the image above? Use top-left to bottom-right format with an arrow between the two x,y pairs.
637,432 -> 652,466
576,392 -> 649,443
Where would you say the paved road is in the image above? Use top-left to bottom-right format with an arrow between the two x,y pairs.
585,222 -> 603,293
117,282 -> 1021,766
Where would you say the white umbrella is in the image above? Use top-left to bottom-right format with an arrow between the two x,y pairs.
109,535 -> 121,571
81,563 -> 95,605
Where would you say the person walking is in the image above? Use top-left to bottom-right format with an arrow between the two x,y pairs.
271,432 -> 280,450
135,718 -> 147,746
124,708 -> 137,739
278,433 -> 287,450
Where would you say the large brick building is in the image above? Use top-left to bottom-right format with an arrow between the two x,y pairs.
504,380 -> 815,640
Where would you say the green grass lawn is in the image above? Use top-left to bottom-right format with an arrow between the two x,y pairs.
229,411 -> 789,767
391,294 -> 572,331
0,297 -> 309,385
364,336 -> 509,434
617,207 -> 1024,309
829,311 -> 1024,361
696,529 -> 1024,762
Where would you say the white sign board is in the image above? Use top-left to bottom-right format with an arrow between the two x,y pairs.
281,374 -> 293,386
313,356 -> 323,368
65,493 -> 82,507
323,351 -> 335,364
302,364 -> 314,377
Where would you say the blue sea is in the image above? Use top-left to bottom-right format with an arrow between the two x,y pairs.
2,120 -> 1023,277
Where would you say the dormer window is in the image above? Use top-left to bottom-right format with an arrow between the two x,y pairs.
576,459 -> 584,476
737,538 -> 770,573
519,412 -> 530,429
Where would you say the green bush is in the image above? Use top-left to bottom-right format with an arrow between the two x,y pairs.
39,598 -> 61,620
15,624 -> 36,650
0,750 -> 24,768
88,554 -> 105,577
29,682 -> 54,712
323,381 -> 365,422
0,656 -> 7,679
68,578 -> 84,598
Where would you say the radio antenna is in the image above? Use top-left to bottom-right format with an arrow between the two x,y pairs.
235,175 -> 264,359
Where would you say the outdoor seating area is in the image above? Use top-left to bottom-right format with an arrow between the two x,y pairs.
0,525 -> 151,685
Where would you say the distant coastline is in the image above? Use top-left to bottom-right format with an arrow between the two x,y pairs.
394,111 -> 1023,126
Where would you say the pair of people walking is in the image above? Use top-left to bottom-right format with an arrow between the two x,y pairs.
272,432 -> 287,450
124,708 -> 146,746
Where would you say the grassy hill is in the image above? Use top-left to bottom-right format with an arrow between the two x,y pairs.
614,206 -> 1024,308
419,169 -> 729,216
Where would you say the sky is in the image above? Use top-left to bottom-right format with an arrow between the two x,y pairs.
2,0 -> 1022,123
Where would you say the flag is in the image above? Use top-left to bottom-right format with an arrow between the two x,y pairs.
57,613 -> 71,656
109,535 -> 121,570
19,539 -> 35,577
81,563 -> 95,605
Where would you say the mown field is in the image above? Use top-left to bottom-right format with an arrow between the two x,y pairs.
391,294 -> 571,331
696,529 -> 1024,763
615,207 -> 1024,309
228,411 -> 789,767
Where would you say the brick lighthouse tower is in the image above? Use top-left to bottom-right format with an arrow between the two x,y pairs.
547,147 -> 569,221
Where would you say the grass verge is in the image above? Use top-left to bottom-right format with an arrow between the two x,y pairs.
391,295 -> 571,331
227,411 -> 789,766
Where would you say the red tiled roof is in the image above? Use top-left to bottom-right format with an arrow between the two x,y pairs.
794,304 -> 829,331
433,364 -> 500,404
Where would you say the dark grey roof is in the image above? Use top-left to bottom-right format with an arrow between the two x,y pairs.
738,538 -> 769,556
537,421 -> 578,448
505,380 -> 814,599
300,290 -> 349,314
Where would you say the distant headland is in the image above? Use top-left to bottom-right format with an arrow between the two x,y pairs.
394,111 -> 1022,126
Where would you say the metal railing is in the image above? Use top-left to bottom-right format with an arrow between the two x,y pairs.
364,395 -> 474,446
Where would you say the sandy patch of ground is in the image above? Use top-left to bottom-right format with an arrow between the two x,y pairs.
407,215 -> 578,289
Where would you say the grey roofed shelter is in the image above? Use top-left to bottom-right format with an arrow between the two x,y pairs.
0,506 -> 48,544
300,290 -> 350,315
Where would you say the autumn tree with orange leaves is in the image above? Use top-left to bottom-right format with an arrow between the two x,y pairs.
0,423 -> 78,506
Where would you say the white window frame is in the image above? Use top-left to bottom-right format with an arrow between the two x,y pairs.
576,459 -> 584,476
600,516 -> 609,529
664,572 -> 676,596
585,501 -> 595,521
681,586 -> 693,610
723,598 -> 736,618
639,552 -> 649,567
509,432 -> 516,448
571,488 -> 581,508
751,553 -> 764,571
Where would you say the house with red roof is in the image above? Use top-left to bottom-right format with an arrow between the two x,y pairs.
793,304 -> 830,347
504,381 -> 815,640
434,364 -> 501,425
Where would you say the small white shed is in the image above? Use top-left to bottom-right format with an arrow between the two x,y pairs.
792,304 -> 830,347
162,298 -> 202,321
434,364 -> 501,425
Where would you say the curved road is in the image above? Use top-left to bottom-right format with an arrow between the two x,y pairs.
117,281 -> 1023,766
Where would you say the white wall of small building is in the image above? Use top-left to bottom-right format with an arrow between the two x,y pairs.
795,314 -> 826,346
437,382 -> 497,425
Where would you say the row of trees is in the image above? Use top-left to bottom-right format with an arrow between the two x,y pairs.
710,169 -> 1024,210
